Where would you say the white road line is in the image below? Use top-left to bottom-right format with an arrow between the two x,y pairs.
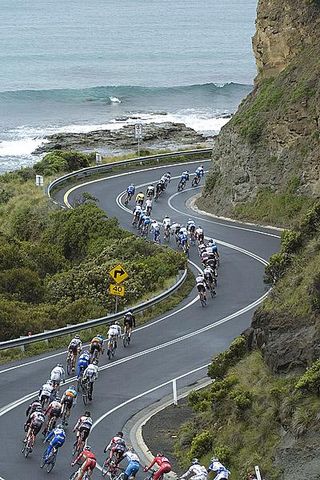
168,188 -> 281,239
63,160 -> 209,208
0,283 -> 269,418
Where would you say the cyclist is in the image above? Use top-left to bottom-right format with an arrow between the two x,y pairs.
195,165 -> 204,178
43,397 -> 62,435
108,321 -> 122,347
124,310 -> 136,340
76,350 -> 91,380
196,274 -> 207,302
104,431 -> 126,464
187,219 -> 196,235
159,178 -> 166,191
180,170 -> 189,184
155,182 -> 163,198
24,406 -> 45,448
43,424 -> 66,461
181,458 -> 208,480
151,220 -> 161,243
195,226 -> 204,243
67,334 -> 82,371
73,411 -> 93,443
163,215 -> 171,230
83,359 -> 99,401
170,222 -> 181,237
90,335 -> 103,359
198,242 -> 207,256
50,363 -> 65,390
24,403 -> 44,434
146,185 -> 155,198
126,184 -> 135,200
144,452 -> 172,480
71,445 -> 96,479
123,447 -> 140,480
146,197 -> 153,216
39,380 -> 54,408
164,172 -> 171,183
68,334 -> 82,357
138,210 -> 146,231
208,457 -> 230,480
136,192 -> 145,206
61,386 -> 77,424
203,266 -> 216,294
142,214 -> 151,235
132,204 -> 142,226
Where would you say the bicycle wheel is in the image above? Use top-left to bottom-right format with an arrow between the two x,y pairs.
123,334 -> 129,348
46,451 -> 56,473
210,285 -> 216,298
69,472 -> 78,480
40,456 -> 46,468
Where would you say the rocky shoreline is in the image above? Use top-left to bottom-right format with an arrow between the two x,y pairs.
34,121 -> 213,155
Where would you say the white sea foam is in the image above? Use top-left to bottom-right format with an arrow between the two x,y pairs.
109,96 -> 121,103
0,137 -> 48,157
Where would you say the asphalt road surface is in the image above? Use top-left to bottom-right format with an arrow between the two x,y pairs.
0,160 -> 280,479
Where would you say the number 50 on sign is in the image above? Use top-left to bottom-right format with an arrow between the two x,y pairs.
109,284 -> 125,297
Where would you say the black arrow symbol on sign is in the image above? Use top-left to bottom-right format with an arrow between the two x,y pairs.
114,268 -> 125,278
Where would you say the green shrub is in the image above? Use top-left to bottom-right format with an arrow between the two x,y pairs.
208,336 -> 247,379
213,445 -> 232,464
34,150 -> 94,176
295,360 -> 320,394
189,430 -> 214,459
281,229 -> 302,254
230,388 -> 253,410
264,252 -> 289,284
0,268 -> 44,303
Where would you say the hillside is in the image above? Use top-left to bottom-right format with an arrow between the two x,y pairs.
198,0 -> 320,227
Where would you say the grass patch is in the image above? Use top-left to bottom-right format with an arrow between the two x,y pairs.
233,188 -> 315,228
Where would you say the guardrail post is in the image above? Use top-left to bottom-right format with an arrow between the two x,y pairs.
255,466 -> 262,480
172,378 -> 178,405
19,337 -> 26,352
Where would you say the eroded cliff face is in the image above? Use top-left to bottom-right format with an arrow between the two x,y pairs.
199,0 -> 320,224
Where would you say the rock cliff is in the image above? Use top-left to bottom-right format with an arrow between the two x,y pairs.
199,0 -> 320,225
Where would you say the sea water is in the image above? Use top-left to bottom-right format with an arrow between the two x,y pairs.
0,0 -> 257,171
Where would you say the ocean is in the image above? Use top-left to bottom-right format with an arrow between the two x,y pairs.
0,0 -> 257,172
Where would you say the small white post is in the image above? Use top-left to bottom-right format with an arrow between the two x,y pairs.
255,466 -> 262,480
96,153 -> 102,165
172,378 -> 178,405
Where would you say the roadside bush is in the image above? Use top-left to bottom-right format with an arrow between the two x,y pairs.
213,445 -> 231,465
208,336 -> 247,379
281,229 -> 302,254
230,388 -> 253,411
34,150 -> 94,176
189,430 -> 214,459
264,252 -> 290,284
0,268 -> 44,303
295,360 -> 320,394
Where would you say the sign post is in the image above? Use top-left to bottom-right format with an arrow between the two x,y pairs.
95,152 -> 102,165
134,123 -> 143,156
254,466 -> 262,480
35,174 -> 45,194
108,264 -> 129,313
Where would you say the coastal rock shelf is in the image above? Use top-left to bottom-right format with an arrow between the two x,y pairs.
34,122 -> 208,154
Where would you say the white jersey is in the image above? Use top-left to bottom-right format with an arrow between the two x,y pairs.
170,223 -> 180,233
134,205 -> 142,214
182,464 -> 208,479
40,383 -> 54,397
125,451 -> 140,463
196,228 -> 204,236
196,275 -> 205,285
179,227 -> 188,235
68,338 -> 82,350
83,364 -> 99,381
50,366 -> 65,382
203,267 -> 214,276
146,199 -> 152,208
208,462 -> 230,480
160,175 -> 167,183
108,325 -> 121,337
163,218 -> 171,228
151,221 -> 159,230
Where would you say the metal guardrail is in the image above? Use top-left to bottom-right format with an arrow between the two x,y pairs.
47,148 -> 212,201
0,149 -> 205,351
0,269 -> 187,351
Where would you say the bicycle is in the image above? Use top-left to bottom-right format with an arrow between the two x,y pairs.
72,430 -> 86,457
177,179 -> 186,191
124,192 -> 133,206
21,429 -> 35,458
69,469 -> 91,480
40,446 -> 58,473
102,457 -> 126,478
61,404 -> 71,426
206,280 -> 216,298
191,175 -> 200,187
199,290 -> 207,307
140,223 -> 149,238
81,378 -> 90,405
107,337 -> 117,360
122,330 -> 130,348
66,350 -> 76,375
45,414 -> 58,434
144,469 -> 165,480
163,227 -> 170,243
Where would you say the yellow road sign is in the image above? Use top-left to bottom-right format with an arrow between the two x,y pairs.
109,283 -> 125,297
109,264 -> 129,284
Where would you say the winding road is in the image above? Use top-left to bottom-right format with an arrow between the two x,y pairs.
0,159 -> 280,479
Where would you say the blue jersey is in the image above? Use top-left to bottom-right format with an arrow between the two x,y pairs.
127,186 -> 135,194
144,217 -> 151,225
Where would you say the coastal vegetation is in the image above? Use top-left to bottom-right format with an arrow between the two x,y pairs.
0,157 -> 186,342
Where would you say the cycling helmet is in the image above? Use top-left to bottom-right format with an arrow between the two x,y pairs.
191,458 -> 199,465
47,379 -> 53,385
127,310 -> 133,315
167,171 -> 171,175
157,452 -> 163,457
75,334 -> 80,339
210,457 -> 219,463
83,350 -> 90,356
70,385 -> 76,391
35,405 -> 43,412
92,359 -> 99,366
84,411 -> 91,417
117,431 -> 124,437
56,424 -> 63,429
115,321 -> 120,325
85,445 -> 92,451
57,363 -> 63,368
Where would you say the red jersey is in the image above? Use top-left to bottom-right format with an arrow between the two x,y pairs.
74,448 -> 96,464
147,456 -> 171,469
